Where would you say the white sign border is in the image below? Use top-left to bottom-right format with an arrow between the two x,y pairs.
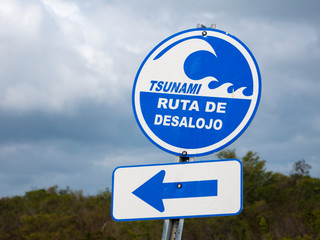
132,28 -> 261,157
112,159 -> 243,221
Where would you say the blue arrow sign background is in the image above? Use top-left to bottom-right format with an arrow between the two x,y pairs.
132,170 -> 218,212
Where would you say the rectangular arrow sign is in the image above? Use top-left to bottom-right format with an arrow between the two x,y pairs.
112,159 -> 242,221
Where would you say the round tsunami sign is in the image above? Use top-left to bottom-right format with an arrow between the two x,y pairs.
132,28 -> 261,157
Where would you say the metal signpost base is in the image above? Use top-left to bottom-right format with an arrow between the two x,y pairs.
161,218 -> 184,240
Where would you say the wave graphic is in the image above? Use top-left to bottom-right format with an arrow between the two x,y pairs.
183,37 -> 254,98
139,37 -> 253,100
194,76 -> 251,99
139,37 -> 216,88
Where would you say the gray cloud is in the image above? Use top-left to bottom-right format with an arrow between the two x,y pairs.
0,0 -> 319,197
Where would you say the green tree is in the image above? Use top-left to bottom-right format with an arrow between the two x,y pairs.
0,150 -> 319,240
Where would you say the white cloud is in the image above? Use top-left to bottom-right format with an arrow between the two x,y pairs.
42,0 -> 80,21
0,0 -> 43,37
1,0 -> 320,198
0,0 -> 180,113
0,0 -> 123,112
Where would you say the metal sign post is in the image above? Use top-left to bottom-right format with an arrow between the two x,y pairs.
161,155 -> 194,240
161,218 -> 184,240
161,24 -> 210,240
162,24 -> 205,240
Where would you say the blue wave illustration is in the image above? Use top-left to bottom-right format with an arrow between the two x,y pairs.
183,37 -> 253,97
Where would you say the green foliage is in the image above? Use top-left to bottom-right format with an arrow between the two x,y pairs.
291,159 -> 312,176
183,150 -> 320,240
0,150 -> 319,239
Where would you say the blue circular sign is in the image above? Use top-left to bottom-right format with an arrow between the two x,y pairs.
132,28 -> 261,157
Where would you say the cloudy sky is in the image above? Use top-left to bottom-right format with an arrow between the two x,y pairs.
0,0 -> 319,197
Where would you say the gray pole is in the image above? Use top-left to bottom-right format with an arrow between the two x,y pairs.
160,24 -> 214,240
161,218 -> 184,240
161,156 -> 194,240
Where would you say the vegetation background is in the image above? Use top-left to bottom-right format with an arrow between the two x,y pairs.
1,150 -> 319,240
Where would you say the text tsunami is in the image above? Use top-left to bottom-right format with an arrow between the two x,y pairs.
154,98 -> 227,130
149,80 -> 202,94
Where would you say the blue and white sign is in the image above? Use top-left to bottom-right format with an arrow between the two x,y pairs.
112,159 -> 242,221
132,28 -> 261,156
